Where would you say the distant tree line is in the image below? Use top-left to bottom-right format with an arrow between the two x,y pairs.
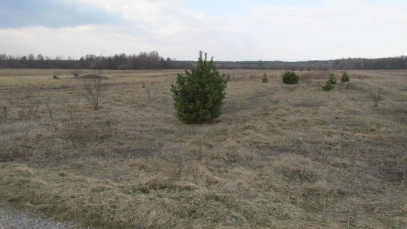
216,56 -> 407,70
0,52 -> 406,70
0,51 -> 188,70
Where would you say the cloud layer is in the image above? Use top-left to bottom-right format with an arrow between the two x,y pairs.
0,0 -> 406,61
0,0 -> 121,28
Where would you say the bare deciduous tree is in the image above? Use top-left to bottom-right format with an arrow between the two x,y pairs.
85,51 -> 105,110
85,77 -> 102,110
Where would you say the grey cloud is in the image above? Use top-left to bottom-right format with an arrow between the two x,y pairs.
0,0 -> 122,28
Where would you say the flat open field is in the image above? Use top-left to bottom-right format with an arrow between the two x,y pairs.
0,69 -> 406,228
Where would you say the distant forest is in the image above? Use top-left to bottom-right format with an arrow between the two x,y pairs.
1,51 -> 406,70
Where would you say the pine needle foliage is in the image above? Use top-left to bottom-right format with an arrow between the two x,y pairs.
262,72 -> 269,83
282,71 -> 299,84
321,82 -> 335,91
341,72 -> 350,82
328,73 -> 337,85
322,74 -> 337,91
171,52 -> 228,124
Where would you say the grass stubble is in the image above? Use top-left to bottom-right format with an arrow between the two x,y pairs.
0,69 -> 406,228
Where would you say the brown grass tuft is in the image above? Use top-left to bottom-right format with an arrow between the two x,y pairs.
0,69 -> 406,228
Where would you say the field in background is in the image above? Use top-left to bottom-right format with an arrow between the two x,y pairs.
0,69 -> 406,228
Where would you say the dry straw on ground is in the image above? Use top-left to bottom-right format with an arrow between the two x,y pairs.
0,69 -> 406,228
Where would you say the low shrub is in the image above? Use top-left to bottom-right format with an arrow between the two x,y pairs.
282,71 -> 299,84
341,72 -> 350,82
327,74 -> 337,85
72,70 -> 81,77
321,82 -> 335,91
322,74 -> 337,91
171,52 -> 228,124
262,73 -> 268,83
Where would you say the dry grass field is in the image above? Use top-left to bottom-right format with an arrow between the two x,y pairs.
0,68 -> 406,228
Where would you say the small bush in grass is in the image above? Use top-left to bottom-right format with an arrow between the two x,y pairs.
262,72 -> 268,83
72,70 -> 81,77
322,74 -> 337,91
171,51 -> 228,124
341,72 -> 350,82
328,73 -> 337,85
282,71 -> 299,84
321,82 -> 335,91
84,77 -> 102,110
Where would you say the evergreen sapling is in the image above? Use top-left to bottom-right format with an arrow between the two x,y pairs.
171,52 -> 228,123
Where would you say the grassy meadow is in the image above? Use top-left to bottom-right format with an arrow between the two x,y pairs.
0,68 -> 406,228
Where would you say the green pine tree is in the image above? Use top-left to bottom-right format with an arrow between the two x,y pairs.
341,72 -> 350,82
262,72 -> 268,83
322,74 -> 337,91
282,71 -> 299,84
171,52 -> 228,124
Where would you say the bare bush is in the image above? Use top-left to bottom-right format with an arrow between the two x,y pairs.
84,52 -> 106,110
369,89 -> 384,107
72,69 -> 81,78
85,77 -> 102,110
95,55 -> 105,77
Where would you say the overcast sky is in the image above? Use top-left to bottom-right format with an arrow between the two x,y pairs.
0,0 -> 406,61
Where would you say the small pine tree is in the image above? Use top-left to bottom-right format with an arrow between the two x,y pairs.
328,73 -> 337,85
321,82 -> 335,91
282,71 -> 299,84
262,72 -> 268,83
322,74 -> 337,91
341,72 -> 350,82
171,52 -> 228,124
